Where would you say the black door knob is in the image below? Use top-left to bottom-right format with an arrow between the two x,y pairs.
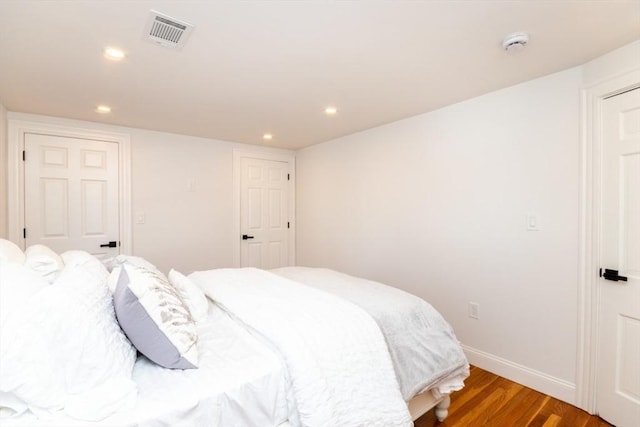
600,268 -> 628,282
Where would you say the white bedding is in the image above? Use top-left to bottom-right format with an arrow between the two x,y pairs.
3,303 -> 289,427
271,267 -> 469,401
190,268 -> 413,427
2,238 -> 466,426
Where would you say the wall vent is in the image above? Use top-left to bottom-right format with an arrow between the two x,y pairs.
144,10 -> 194,49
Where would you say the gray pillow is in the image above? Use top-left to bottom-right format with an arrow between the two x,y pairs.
113,265 -> 198,369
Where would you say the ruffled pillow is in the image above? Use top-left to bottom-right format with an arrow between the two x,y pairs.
61,250 -> 109,282
24,245 -> 64,283
0,260 -> 137,420
0,239 -> 25,265
0,263 -> 48,333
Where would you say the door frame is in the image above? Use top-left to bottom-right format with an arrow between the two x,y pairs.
232,149 -> 295,268
7,115 -> 132,254
576,69 -> 640,413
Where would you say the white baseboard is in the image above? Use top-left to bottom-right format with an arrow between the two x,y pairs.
462,344 -> 576,405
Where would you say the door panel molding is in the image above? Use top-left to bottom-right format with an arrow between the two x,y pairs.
7,115 -> 132,254
233,149 -> 295,268
577,68 -> 640,413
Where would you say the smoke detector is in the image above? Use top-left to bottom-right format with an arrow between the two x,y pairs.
144,10 -> 194,49
502,32 -> 529,53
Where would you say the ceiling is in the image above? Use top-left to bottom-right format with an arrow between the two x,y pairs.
0,1 -> 639,150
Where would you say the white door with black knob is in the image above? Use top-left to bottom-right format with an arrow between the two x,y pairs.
597,87 -> 640,427
239,156 -> 290,269
24,133 -> 120,258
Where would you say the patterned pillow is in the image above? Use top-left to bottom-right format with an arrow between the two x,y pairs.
168,269 -> 209,322
113,265 -> 199,369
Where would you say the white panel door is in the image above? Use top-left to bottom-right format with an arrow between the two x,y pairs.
597,87 -> 640,427
240,157 -> 289,268
24,133 -> 120,258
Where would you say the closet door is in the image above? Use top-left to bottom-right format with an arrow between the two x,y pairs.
239,156 -> 290,269
24,133 -> 120,257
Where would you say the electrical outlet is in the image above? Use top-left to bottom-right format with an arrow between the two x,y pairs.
468,302 -> 480,320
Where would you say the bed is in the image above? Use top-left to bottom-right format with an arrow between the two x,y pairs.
270,266 -> 469,421
0,239 -> 469,426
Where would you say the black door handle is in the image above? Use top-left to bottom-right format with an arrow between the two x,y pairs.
242,234 -> 254,240
600,268 -> 628,282
100,241 -> 117,248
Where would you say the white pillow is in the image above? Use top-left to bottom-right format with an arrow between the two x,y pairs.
114,265 -> 199,369
168,269 -> 209,322
0,239 -> 26,265
104,254 -> 160,295
0,263 -> 49,331
0,262 -> 137,419
61,250 -> 109,282
107,266 -> 122,294
104,254 -> 160,273
24,245 -> 64,283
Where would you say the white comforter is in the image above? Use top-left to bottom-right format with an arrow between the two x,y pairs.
190,268 -> 412,427
271,267 -> 469,401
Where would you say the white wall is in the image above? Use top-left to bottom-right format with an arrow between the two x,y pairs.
0,102 -> 7,239
5,113 -> 292,274
129,127 -> 236,274
295,39 -> 640,404
582,40 -> 640,86
296,67 -> 583,402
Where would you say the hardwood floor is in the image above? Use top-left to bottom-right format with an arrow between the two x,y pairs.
415,366 -> 613,427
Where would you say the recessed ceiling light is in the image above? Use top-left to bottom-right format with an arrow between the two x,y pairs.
104,47 -> 126,60
96,105 -> 111,114
263,133 -> 273,140
325,106 -> 337,115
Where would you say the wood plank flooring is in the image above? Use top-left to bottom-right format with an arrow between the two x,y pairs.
414,366 -> 613,427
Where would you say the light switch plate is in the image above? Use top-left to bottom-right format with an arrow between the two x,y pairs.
526,213 -> 540,231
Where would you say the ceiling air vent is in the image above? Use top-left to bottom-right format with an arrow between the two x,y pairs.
144,10 -> 194,49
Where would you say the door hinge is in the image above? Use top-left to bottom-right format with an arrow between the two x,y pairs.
287,173 -> 290,181
23,228 -> 26,239
287,222 -> 290,229
22,151 -> 26,162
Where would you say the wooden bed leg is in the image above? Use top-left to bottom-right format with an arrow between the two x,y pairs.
434,395 -> 451,422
